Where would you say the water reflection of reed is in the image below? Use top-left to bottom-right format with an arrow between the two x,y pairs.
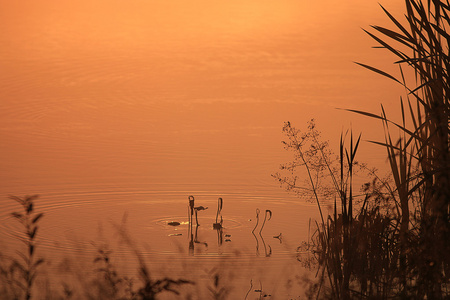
188,223 -> 208,256
213,198 -> 224,246
251,208 -> 272,257
187,196 -> 230,255
187,196 -> 208,255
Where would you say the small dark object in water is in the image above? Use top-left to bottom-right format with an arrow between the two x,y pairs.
213,223 -> 222,229
195,206 -> 208,211
167,221 -> 181,226
225,239 -> 231,242
225,234 -> 231,237
273,233 -> 282,244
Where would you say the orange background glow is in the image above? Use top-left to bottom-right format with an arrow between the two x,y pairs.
0,1 -> 408,296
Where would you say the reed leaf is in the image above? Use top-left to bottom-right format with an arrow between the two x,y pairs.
379,4 -> 414,41
371,25 -> 414,48
31,213 -> 44,224
354,62 -> 401,83
365,29 -> 408,60
342,108 -> 385,120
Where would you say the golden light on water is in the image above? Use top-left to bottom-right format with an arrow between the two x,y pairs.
0,0 -> 409,297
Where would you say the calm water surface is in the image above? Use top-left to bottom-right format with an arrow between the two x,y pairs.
1,0 -> 406,297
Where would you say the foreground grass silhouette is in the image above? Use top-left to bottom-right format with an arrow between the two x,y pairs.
1,196 -> 45,300
1,195 -> 194,300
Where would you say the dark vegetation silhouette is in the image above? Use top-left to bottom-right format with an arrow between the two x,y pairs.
274,0 -> 450,298
0,195 -> 44,300
113,214 -> 194,300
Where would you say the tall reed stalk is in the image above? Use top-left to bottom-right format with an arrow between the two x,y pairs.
350,0 -> 449,297
273,121 -> 371,298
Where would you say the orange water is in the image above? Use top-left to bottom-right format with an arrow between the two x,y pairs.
0,1 -> 406,297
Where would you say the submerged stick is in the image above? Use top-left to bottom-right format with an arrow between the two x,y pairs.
188,195 -> 195,225
213,197 -> 223,229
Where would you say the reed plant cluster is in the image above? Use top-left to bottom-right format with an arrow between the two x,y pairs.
275,0 -> 450,298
